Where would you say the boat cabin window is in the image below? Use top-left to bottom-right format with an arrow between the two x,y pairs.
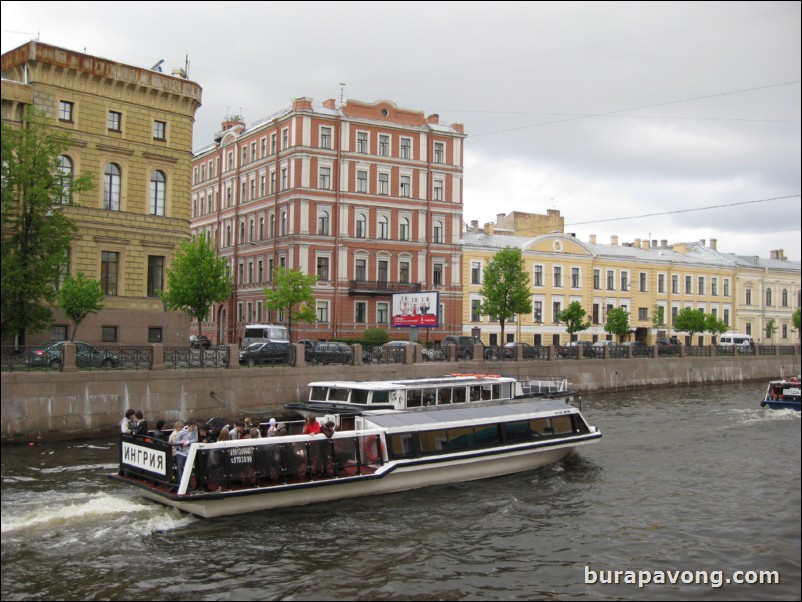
388,432 -> 418,458
352,389 -> 370,404
310,386 -> 328,401
453,387 -> 467,403
407,389 -> 423,407
330,388 -> 350,402
437,388 -> 453,405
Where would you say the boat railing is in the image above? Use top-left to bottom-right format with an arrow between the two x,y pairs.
519,376 -> 572,397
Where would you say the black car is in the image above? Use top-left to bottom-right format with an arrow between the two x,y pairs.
502,342 -> 540,360
189,335 -> 212,349
442,335 -> 482,360
239,342 -> 292,366
621,341 -> 652,358
24,341 -> 119,368
307,342 -> 352,365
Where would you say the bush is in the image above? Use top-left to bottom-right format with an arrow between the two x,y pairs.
362,328 -> 390,346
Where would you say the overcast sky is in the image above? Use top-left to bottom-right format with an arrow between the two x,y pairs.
3,1 -> 800,261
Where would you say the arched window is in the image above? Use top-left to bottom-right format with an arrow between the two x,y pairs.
318,210 -> 329,235
280,211 -> 287,236
378,215 -> 389,239
433,219 -> 444,243
400,217 -> 410,241
239,222 -> 245,244
269,215 -> 275,239
356,213 -> 367,238
782,289 -> 788,306
765,288 -> 772,306
150,170 -> 166,215
56,155 -> 73,204
104,163 -> 121,210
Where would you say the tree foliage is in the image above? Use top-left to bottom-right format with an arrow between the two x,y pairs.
673,307 -> 706,344
704,313 -> 729,339
478,247 -> 532,342
651,305 -> 665,328
793,308 -> 801,332
160,233 -> 232,336
764,318 -> 778,340
264,267 -> 317,341
1,108 -> 93,344
604,306 -> 630,342
362,327 -> 390,346
557,301 -> 591,338
56,272 -> 105,341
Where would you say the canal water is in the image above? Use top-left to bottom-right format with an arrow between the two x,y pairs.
1,381 -> 799,601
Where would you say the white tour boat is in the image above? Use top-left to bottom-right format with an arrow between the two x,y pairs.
111,374 -> 600,518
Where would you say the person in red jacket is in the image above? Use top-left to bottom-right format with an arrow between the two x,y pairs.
303,415 -> 321,436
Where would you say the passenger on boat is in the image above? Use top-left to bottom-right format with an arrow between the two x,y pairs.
303,415 -> 321,436
275,422 -> 288,436
152,419 -> 167,440
132,410 -> 148,436
230,420 -> 247,440
119,409 -> 135,434
198,424 -> 214,443
266,418 -> 278,436
217,422 -> 231,441
321,420 -> 336,439
174,422 -> 199,481
167,421 -> 184,456
248,427 -> 261,439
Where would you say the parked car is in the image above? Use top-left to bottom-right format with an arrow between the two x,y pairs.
189,335 -> 212,349
558,340 -> 593,359
656,337 -> 681,346
621,340 -> 652,358
24,341 -> 120,368
442,335 -> 482,360
502,342 -> 541,360
307,341 -> 352,365
656,336 -> 681,356
238,342 -> 292,366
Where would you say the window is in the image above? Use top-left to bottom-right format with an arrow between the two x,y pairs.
471,262 -> 481,285
317,256 -> 330,281
227,151 -> 234,171
746,289 -> 752,305
148,327 -> 163,343
571,268 -> 580,288
320,127 -> 332,149
553,267 -> 562,288
357,132 -> 368,153
101,251 -> 119,295
433,220 -> 444,244
471,299 -> 482,322
607,270 -> 615,290
534,301 -> 543,323
592,303 -> 600,324
259,217 -> 265,240
672,275 -> 679,294
59,100 -> 74,122
400,175 -> 411,197
355,258 -> 367,281
153,120 -> 166,140
318,210 -> 329,235
534,266 -> 543,287
724,279 -> 730,296
356,213 -> 367,238
355,302 -> 367,324
379,134 -> 390,156
378,173 -> 389,195
357,170 -> 368,193
698,277 -> 705,296
658,274 -> 666,293
552,301 -> 562,323
782,289 -> 788,306
638,307 -> 648,321
56,155 -> 74,204
147,256 -> 164,297
281,168 -> 288,190
260,174 -> 266,197
280,211 -> 287,236
723,308 -> 730,326
685,275 -> 692,294
281,128 -> 289,149
746,323 -> 752,336
433,142 -> 444,163
271,133 -> 277,154
433,179 -> 443,201
319,166 -> 331,189
433,263 -> 443,286
150,171 -> 166,216
102,326 -> 118,343
316,301 -> 329,323
399,261 -> 410,283
377,302 -> 389,324
711,277 -> 718,296
639,272 -> 647,292
593,269 -> 600,290
103,164 -> 121,211
400,217 -> 410,241
782,324 -> 788,339
378,216 -> 389,239
378,260 -> 388,282
249,220 -> 255,242
621,272 -> 628,292
261,138 -> 267,158
765,288 -> 772,306
400,137 -> 411,159
107,111 -> 122,131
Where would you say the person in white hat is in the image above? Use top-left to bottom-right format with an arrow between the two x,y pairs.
266,417 -> 278,436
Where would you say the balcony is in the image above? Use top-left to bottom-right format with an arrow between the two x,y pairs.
348,280 -> 422,296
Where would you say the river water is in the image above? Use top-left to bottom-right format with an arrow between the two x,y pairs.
1,381 -> 799,601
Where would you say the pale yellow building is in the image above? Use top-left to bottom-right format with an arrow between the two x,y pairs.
1,41 -> 202,345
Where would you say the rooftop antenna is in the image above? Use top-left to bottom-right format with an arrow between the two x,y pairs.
339,83 -> 346,105
151,59 -> 164,72
184,52 -> 190,78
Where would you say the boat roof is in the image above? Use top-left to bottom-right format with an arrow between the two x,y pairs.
309,374 -> 518,390
362,399 -> 576,429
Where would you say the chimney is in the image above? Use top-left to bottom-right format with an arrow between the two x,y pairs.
710,238 -> 717,251
323,98 -> 337,109
484,222 -> 494,236
699,239 -> 706,246
470,220 -> 479,231
611,235 -> 619,246
589,234 -> 597,244
634,238 -> 641,248
661,239 -> 668,247
427,114 -> 440,124
641,239 -> 650,250
496,213 -> 506,224
651,239 -> 657,248
770,249 -> 786,260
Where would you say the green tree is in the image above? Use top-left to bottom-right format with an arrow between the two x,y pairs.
604,307 -> 630,342
557,301 -> 591,340
1,108 -> 93,345
764,319 -> 778,341
793,308 -> 801,333
704,313 -> 729,341
55,272 -> 105,341
160,233 -> 233,339
478,247 -> 532,343
651,305 -> 665,328
363,327 -> 389,346
264,267 -> 317,341
673,307 -> 706,345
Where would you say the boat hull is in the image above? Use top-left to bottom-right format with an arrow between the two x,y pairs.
115,436 -> 598,518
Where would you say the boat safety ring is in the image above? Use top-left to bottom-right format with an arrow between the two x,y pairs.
363,437 -> 380,463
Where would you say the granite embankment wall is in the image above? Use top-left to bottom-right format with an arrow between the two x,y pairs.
2,353 -> 800,442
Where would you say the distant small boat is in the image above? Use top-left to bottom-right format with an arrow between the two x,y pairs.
760,377 -> 801,411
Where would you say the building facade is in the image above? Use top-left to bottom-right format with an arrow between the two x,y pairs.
191,97 -> 465,344
462,215 -> 799,346
1,41 -> 202,345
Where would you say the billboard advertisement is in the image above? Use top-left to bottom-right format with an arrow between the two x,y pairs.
391,291 -> 440,328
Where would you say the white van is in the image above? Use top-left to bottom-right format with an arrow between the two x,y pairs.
718,333 -> 754,347
242,324 -> 290,347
